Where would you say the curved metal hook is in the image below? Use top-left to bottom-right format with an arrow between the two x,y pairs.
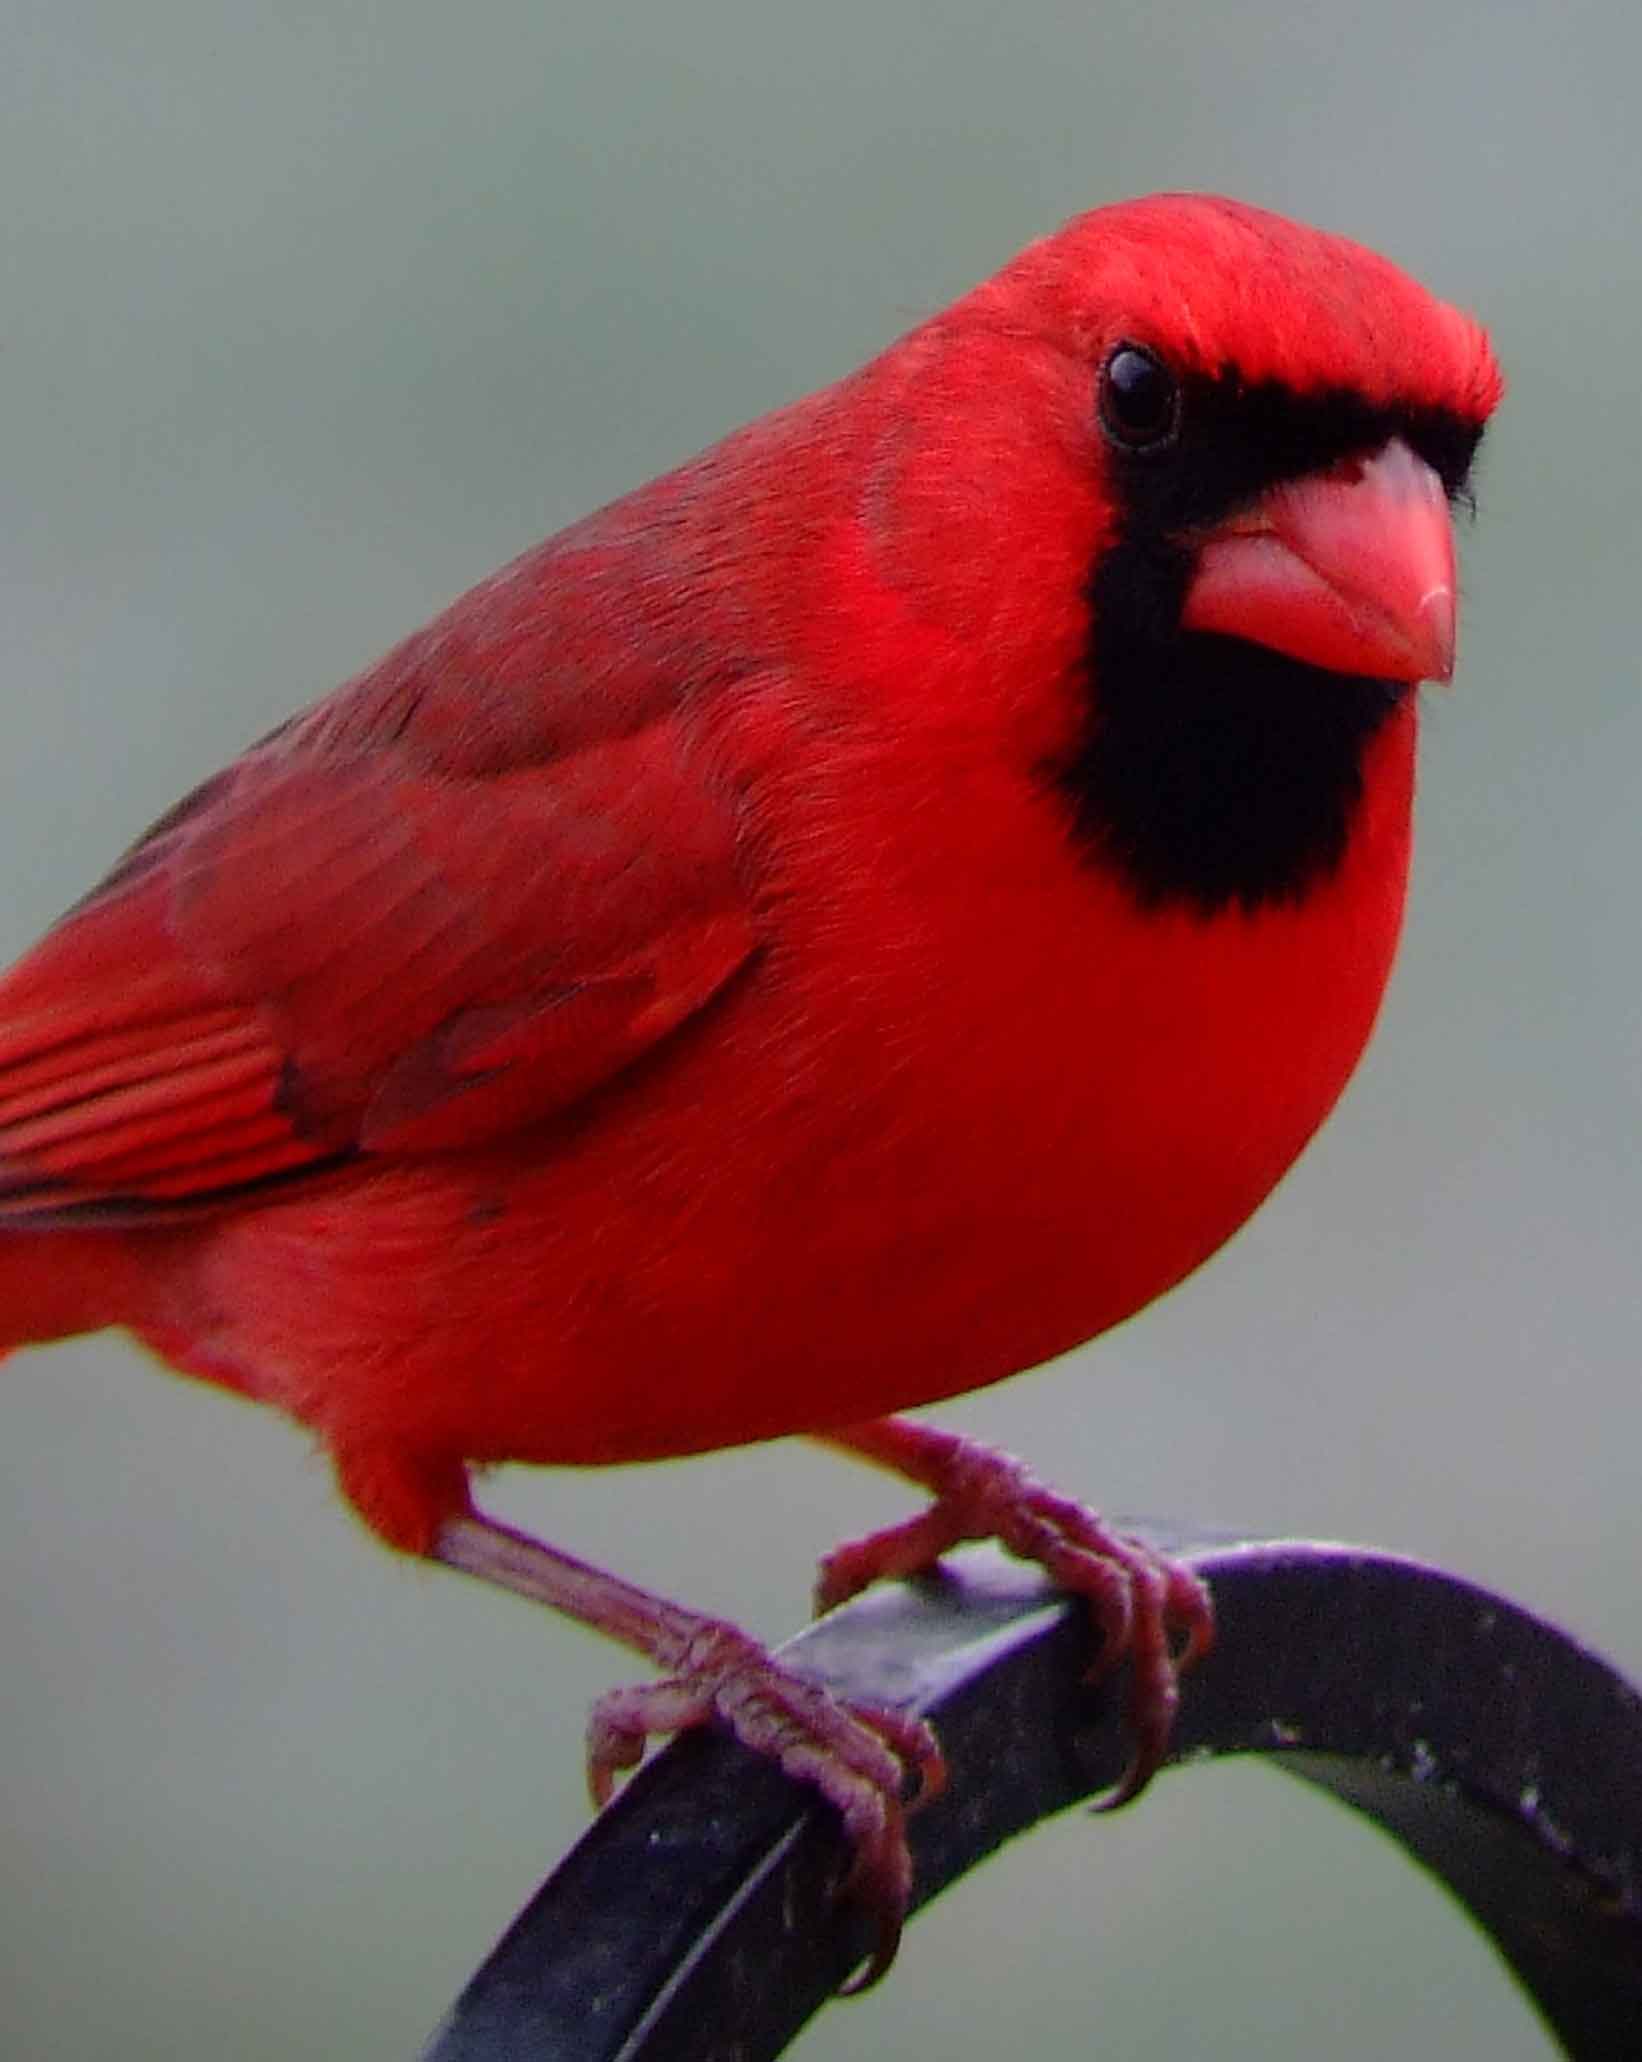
422,1528 -> 1642,2060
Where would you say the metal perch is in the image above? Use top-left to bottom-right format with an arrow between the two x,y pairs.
422,1528 -> 1642,2060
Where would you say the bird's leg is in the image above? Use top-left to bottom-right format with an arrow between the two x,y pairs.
811,1417 -> 1213,1803
431,1509 -> 944,1989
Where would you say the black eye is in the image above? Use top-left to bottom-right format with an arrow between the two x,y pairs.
1098,344 -> 1180,453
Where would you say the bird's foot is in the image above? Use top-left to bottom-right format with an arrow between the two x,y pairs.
587,1619 -> 946,1991
815,1438 -> 1212,1805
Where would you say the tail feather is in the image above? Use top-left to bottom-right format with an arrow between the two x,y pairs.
0,872 -> 308,1223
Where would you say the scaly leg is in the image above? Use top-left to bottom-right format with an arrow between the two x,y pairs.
812,1417 -> 1213,1803
432,1510 -> 944,1990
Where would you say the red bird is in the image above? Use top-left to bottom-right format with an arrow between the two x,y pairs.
0,195 -> 1498,1981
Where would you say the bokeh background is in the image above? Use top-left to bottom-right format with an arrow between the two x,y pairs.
1,5 -> 1637,2057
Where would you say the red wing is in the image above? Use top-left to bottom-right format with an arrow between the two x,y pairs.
0,716 -> 754,1222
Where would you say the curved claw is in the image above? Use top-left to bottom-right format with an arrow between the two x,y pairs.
837,1909 -> 904,1997
583,1625 -> 941,1992
816,1435 -> 1216,1807
1089,1757 -> 1150,1815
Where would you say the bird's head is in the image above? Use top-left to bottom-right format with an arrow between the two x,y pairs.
865,194 -> 1503,914
996,193 -> 1501,683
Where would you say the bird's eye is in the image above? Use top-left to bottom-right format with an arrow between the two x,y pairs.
1098,345 -> 1181,454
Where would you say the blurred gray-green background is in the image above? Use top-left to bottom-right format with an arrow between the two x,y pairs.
1,5 -> 1637,2057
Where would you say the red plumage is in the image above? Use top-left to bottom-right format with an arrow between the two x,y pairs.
0,194 -> 1501,1977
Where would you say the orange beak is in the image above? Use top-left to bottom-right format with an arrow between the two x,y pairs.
1180,437 -> 1458,685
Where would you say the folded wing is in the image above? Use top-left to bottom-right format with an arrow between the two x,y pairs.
0,701 -> 755,1222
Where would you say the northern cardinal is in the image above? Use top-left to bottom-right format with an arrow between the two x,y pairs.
0,195 -> 1499,1983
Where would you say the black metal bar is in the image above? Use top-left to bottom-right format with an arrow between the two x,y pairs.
420,1529 -> 1642,2060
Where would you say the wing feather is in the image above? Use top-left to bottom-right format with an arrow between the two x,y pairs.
0,695 -> 755,1222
